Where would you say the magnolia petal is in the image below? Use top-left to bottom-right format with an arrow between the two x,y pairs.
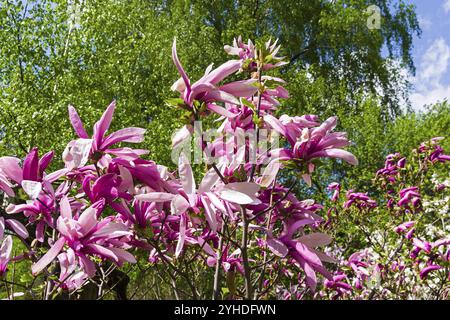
87,244 -> 118,263
68,105 -> 89,139
197,237 -> 216,256
266,238 -> 289,257
310,149 -> 358,166
171,77 -> 186,93
219,79 -> 258,97
198,168 -> 220,193
170,195 -> 190,215
302,261 -> 317,292
136,192 -> 176,202
218,182 -> 260,205
172,125 -> 192,149
298,233 -> 332,248
21,180 -> 42,199
38,151 -> 54,174
31,237 -> 65,275
200,59 -> 241,85
204,90 -> 240,105
219,189 -> 258,205
63,138 -> 93,170
77,206 -> 98,235
287,219 -> 316,238
205,192 -> 227,214
100,127 -> 146,149
5,219 -> 29,239
91,222 -> 131,239
312,250 -> 337,264
59,196 -> 72,220
93,101 -> 116,148
206,104 -> 238,118
178,153 -> 196,194
44,168 -> 70,183
22,148 -> 39,181
175,215 -> 186,258
201,196 -> 218,232
264,114 -> 287,137
0,217 -> 4,239
78,254 -> 96,277
0,175 -> 15,197
172,38 -> 191,92
259,160 -> 280,188
0,235 -> 13,261
107,247 -> 136,264
295,242 -> 322,267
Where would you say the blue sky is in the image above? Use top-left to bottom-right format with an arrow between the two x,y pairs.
405,0 -> 450,110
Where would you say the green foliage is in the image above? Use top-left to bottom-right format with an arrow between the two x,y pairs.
0,0 -> 420,169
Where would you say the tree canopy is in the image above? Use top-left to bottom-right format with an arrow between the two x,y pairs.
0,0 -> 420,169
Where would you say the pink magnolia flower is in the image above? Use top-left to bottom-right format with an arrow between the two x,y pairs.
418,137 -> 450,163
224,37 -> 288,71
324,273 -> 353,297
206,246 -> 245,275
0,148 -> 65,199
267,116 -> 358,178
262,38 -> 289,70
224,36 -> 256,62
394,221 -> 415,234
56,250 -> 90,290
346,249 -> 380,290
171,38 -> 257,113
432,237 -> 450,249
376,153 -> 406,184
398,187 -> 421,210
31,197 -> 136,276
419,264 -> 441,280
411,238 -> 432,258
0,170 -> 15,197
327,182 -> 341,202
344,190 -> 377,210
394,221 -> 415,239
6,193 -> 55,242
262,219 -> 334,291
68,101 -> 146,164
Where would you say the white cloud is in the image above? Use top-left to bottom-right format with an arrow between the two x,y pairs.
410,85 -> 450,112
417,15 -> 432,30
417,38 -> 450,85
410,38 -> 450,111
445,0 -> 450,13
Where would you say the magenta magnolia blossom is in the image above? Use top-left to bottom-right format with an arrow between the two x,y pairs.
398,187 -> 421,210
376,152 -> 406,184
394,221 -> 415,239
327,182 -> 341,202
344,190 -> 377,210
68,101 -> 146,165
266,115 -> 358,185
171,38 -> 258,113
418,137 -> 450,163
262,218 -> 334,291
224,37 -> 288,71
419,264 -> 442,280
31,196 -> 135,277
